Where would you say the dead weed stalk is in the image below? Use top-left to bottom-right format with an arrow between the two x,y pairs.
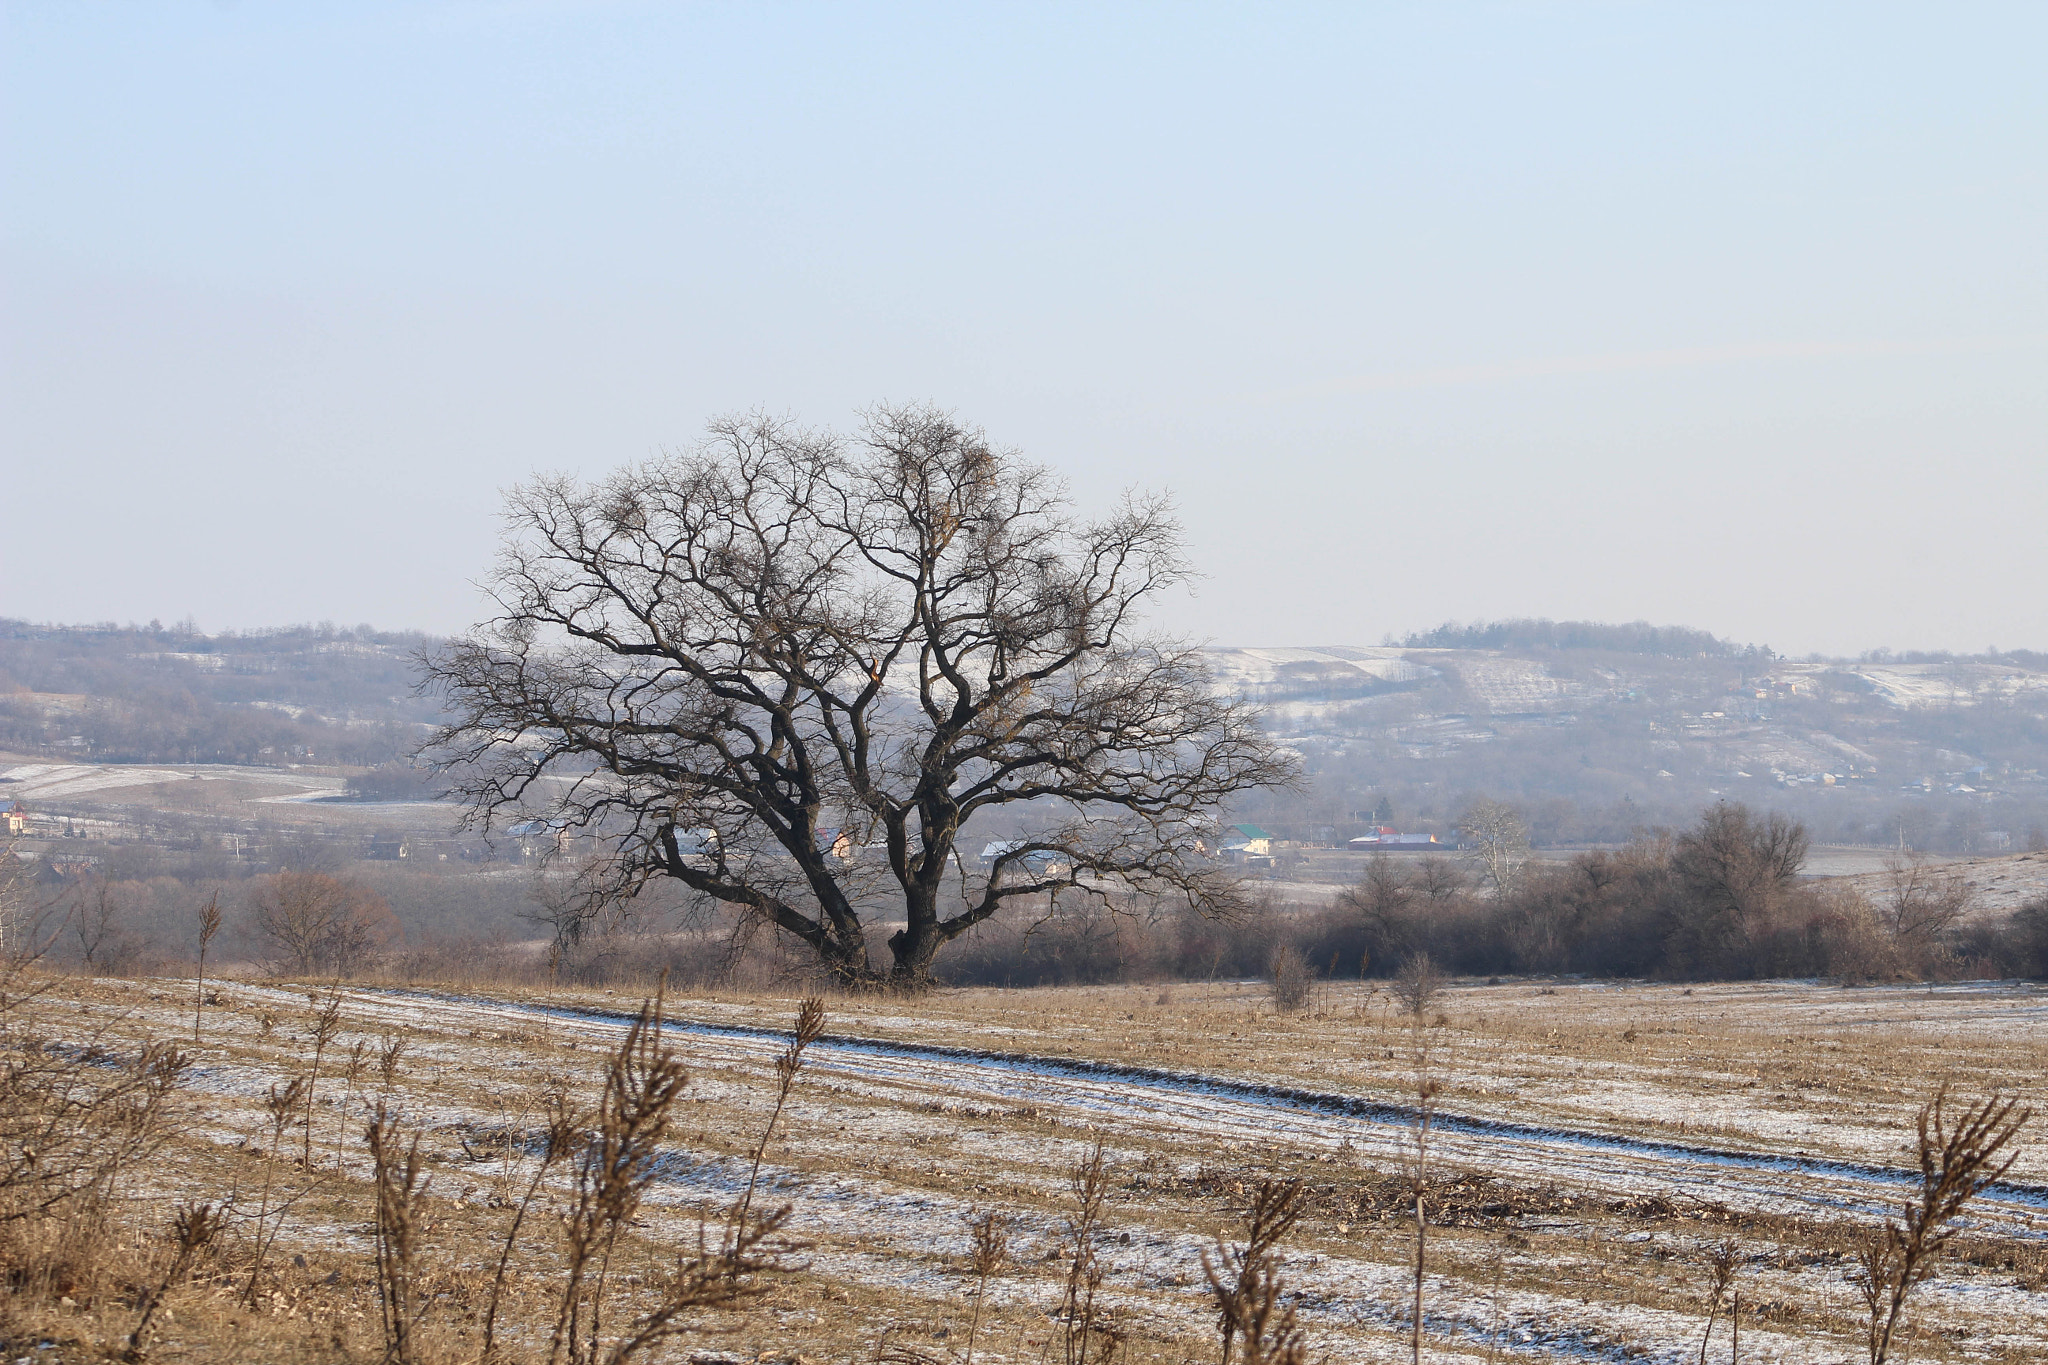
544,988 -> 809,1365
961,1207 -> 1014,1365
1059,1139 -> 1124,1365
367,1104 -> 432,1365
549,995 -> 689,1365
191,894 -> 221,1047
1398,952 -> 1444,1365
1856,1084 -> 2029,1365
241,1072 -> 309,1305
304,990 -> 344,1168
124,1201 -> 222,1361
484,1080 -> 581,1361
1200,1177 -> 1307,1365
1696,1238 -> 1739,1365
730,995 -> 825,1244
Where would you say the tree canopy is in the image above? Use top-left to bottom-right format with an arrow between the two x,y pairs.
425,407 -> 1294,985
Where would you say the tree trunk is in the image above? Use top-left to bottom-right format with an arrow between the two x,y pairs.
887,885 -> 946,986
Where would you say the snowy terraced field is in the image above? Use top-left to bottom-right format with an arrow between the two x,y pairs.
0,759 -> 344,801
29,975 -> 2048,1363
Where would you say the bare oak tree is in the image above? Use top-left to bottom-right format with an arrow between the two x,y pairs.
424,407 -> 1294,987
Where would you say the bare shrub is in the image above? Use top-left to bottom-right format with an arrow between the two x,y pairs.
1667,803 -> 1808,975
1803,888 -> 1898,983
1856,1085 -> 2030,1364
2009,895 -> 2048,977
245,871 -> 399,977
70,878 -> 152,976
1457,798 -> 1529,899
1267,944 -> 1311,1012
0,881 -> 185,1325
1201,1178 -> 1307,1365
1393,952 -> 1444,1019
0,1023 -> 184,1236
1873,855 -> 1974,976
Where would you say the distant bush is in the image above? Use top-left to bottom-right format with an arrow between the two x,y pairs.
944,805 -> 2048,990
1267,944 -> 1312,1011
245,871 -> 401,976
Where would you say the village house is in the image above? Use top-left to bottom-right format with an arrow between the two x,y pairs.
978,840 -> 1071,877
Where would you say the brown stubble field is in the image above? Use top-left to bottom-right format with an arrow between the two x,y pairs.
9,973 -> 2048,1364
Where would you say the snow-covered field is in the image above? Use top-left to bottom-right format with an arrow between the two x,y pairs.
37,974 -> 2048,1363
0,759 -> 344,801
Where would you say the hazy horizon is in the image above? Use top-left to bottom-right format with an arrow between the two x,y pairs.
5,4 -> 2045,656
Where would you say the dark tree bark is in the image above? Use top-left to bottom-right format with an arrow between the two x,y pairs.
423,406 -> 1295,987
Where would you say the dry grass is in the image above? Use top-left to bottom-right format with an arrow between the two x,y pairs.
2,971 -> 2043,1363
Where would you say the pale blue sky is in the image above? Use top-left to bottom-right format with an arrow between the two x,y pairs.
5,3 -> 2044,655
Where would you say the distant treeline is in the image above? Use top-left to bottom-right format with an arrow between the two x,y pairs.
1401,617 -> 1766,659
26,799 -> 2048,991
0,618 -> 442,768
948,803 -> 2048,989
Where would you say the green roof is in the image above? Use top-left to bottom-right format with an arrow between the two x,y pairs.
1228,824 -> 1272,840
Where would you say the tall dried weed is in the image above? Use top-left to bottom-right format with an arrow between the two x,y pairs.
1201,1177 -> 1307,1365
1856,1085 -> 2029,1365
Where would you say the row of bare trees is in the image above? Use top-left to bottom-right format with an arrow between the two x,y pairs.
40,871 -> 399,979
1301,801 -> 2023,983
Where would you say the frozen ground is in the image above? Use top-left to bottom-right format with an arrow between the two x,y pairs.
36,974 -> 2048,1363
